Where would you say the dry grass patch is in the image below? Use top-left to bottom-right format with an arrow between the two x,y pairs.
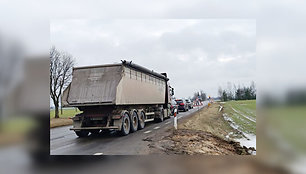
50,118 -> 73,128
179,103 -> 236,139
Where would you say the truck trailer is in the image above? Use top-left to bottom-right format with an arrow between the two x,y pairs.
61,60 -> 174,137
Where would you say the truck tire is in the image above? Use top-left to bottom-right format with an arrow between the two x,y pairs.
138,111 -> 145,130
154,109 -> 164,122
130,111 -> 139,133
75,130 -> 89,138
121,113 -> 130,136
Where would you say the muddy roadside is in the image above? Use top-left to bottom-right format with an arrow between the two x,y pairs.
50,118 -> 72,128
145,103 -> 255,155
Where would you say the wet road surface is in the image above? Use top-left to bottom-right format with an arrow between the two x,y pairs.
51,103 -> 207,155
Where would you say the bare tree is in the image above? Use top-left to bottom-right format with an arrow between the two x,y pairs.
50,46 -> 74,118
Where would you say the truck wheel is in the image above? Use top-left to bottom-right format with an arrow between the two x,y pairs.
121,113 -> 130,136
138,111 -> 145,130
154,109 -> 164,122
160,113 -> 164,122
130,111 -> 139,133
75,130 -> 89,138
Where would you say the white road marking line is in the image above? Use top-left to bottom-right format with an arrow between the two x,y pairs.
94,152 -> 103,155
144,130 -> 152,134
165,122 -> 170,125
153,126 -> 160,130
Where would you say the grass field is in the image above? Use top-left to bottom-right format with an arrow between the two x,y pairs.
1,117 -> 34,133
223,100 -> 256,135
0,117 -> 35,145
50,108 -> 82,118
265,105 -> 306,153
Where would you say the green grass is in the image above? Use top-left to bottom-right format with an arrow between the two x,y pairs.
1,117 -> 35,134
265,105 -> 306,153
50,108 -> 82,118
223,100 -> 256,135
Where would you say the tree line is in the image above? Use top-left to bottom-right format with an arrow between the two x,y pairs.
218,81 -> 256,101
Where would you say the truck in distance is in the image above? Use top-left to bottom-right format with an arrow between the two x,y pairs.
61,60 -> 175,137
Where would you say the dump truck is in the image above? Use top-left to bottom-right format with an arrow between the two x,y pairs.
62,60 -> 174,137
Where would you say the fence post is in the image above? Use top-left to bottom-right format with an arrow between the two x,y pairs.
174,108 -> 177,130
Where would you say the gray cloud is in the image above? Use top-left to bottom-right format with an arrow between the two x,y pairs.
51,19 -> 256,98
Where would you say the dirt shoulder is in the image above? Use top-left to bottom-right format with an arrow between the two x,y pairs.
147,103 -> 254,155
50,108 -> 81,128
50,118 -> 72,128
161,129 -> 251,155
179,103 -> 236,139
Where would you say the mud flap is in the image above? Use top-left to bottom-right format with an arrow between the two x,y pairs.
114,119 -> 123,131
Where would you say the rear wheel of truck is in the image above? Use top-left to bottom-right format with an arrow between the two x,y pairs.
75,130 -> 89,138
121,113 -> 130,136
130,111 -> 139,133
138,111 -> 145,130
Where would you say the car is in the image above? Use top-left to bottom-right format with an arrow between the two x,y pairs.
170,100 -> 179,115
185,99 -> 193,109
175,99 -> 189,112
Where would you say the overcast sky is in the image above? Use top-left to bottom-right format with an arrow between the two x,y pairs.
51,19 -> 256,98
1,0 -> 304,98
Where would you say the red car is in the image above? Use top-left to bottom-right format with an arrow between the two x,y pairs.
175,99 -> 189,112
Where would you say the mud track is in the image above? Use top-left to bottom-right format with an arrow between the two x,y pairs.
154,129 -> 253,155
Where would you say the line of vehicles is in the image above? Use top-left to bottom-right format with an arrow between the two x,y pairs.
61,60 -> 196,137
170,99 -> 193,115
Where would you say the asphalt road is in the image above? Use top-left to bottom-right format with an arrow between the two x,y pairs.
50,103 -> 207,155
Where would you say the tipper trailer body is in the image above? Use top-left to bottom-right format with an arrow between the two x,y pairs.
62,60 -> 174,137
